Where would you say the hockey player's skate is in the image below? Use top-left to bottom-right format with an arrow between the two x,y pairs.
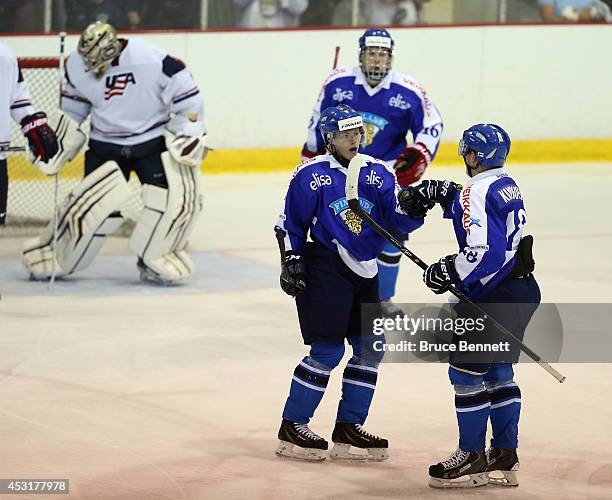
275,419 -> 328,462
429,448 -> 488,488
486,447 -> 519,487
330,422 -> 389,461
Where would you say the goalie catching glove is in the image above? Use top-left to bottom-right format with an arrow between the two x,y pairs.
165,113 -> 208,167
394,142 -> 431,187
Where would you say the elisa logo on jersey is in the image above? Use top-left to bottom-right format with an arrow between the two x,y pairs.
104,72 -> 137,100
333,88 -> 354,102
329,197 -> 374,235
360,112 -> 389,147
389,93 -> 411,110
310,172 -> 333,191
366,169 -> 383,189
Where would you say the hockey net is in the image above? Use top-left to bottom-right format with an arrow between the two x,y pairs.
2,58 -> 143,236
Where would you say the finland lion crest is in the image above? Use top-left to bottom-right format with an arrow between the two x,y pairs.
329,197 -> 374,235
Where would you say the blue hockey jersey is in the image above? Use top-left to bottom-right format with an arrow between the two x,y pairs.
304,66 -> 443,163
276,153 -> 424,278
444,168 -> 528,300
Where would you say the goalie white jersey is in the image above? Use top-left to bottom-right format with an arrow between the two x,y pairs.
0,42 -> 36,160
61,37 -> 204,146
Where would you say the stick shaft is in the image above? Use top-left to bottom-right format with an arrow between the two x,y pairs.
345,155 -> 566,383
333,46 -> 340,69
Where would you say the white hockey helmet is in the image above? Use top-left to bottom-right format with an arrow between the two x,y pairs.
78,22 -> 121,78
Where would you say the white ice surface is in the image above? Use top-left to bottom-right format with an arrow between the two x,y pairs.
0,165 -> 611,499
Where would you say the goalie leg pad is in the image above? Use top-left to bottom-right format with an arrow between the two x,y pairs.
129,151 -> 203,284
22,161 -> 131,279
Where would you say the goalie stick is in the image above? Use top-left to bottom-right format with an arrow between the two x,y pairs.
0,146 -> 26,153
345,154 -> 566,383
49,31 -> 67,286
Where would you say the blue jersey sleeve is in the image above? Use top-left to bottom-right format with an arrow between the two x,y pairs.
275,166 -> 319,254
377,164 -> 424,234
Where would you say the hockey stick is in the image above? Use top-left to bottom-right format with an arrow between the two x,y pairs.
333,46 -> 340,70
345,154 -> 566,383
49,31 -> 67,286
0,146 -> 26,153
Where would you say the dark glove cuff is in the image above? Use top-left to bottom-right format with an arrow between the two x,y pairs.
443,254 -> 460,284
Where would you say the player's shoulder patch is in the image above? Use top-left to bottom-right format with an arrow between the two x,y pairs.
323,65 -> 355,85
392,71 -> 425,93
362,154 -> 394,174
292,155 -> 329,179
162,55 -> 186,77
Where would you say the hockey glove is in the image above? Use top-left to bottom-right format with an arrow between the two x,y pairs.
21,112 -> 59,164
280,253 -> 307,297
414,180 -> 459,210
423,255 -> 460,295
398,187 -> 434,218
394,142 -> 431,187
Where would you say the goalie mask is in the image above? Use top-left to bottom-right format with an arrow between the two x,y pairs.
359,28 -> 394,83
78,22 -> 121,79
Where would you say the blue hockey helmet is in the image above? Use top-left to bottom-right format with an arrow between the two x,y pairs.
458,124 -> 511,168
359,28 -> 394,82
359,28 -> 395,52
319,105 -> 365,151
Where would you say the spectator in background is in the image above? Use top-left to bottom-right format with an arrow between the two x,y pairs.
233,0 -> 309,28
300,0 -> 342,26
538,0 -> 611,22
124,0 -> 143,29
144,0 -> 200,29
66,0 -> 127,30
362,0 -> 430,25
0,0 -> 44,33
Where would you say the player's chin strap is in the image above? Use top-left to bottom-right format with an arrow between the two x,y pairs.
22,161 -> 131,280
128,149 -> 203,285
345,153 -> 566,384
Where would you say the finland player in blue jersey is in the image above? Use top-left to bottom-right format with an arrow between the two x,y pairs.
302,28 -> 443,317
400,124 -> 541,488
275,104 -> 424,461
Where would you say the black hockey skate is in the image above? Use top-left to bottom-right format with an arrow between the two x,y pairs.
429,448 -> 488,488
330,422 -> 389,461
275,419 -> 328,462
486,447 -> 519,487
